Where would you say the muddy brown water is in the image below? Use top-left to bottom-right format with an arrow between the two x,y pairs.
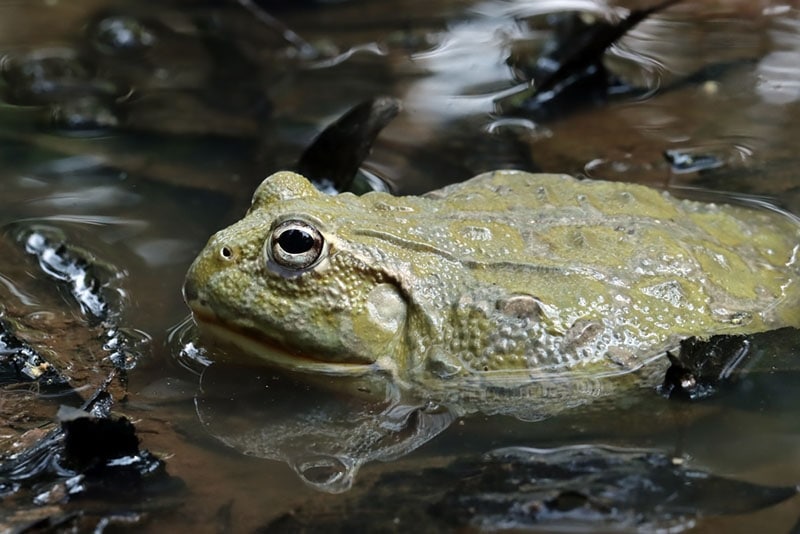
1,0 -> 799,531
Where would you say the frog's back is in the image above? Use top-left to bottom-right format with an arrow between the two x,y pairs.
425,171 -> 798,302
365,170 -> 800,378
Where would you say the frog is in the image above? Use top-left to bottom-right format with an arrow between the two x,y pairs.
183,169 -> 800,406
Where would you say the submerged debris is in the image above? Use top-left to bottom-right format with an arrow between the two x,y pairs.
659,327 -> 800,409
498,0 -> 682,117
0,48 -> 120,107
435,446 -> 797,531
0,380 -> 182,532
664,148 -> 726,174
266,445 -> 797,532
536,1 -> 680,94
0,224 -> 165,531
661,333 -> 752,400
0,225 -> 148,444
0,319 -> 68,388
23,230 -> 113,325
16,226 -> 147,374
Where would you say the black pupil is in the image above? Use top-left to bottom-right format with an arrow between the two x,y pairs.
278,228 -> 315,254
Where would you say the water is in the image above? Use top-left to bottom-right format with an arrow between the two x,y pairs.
1,0 -> 799,531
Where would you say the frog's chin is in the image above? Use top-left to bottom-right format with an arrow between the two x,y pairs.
190,311 -> 381,378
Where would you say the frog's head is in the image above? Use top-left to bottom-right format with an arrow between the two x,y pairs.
183,172 -> 413,387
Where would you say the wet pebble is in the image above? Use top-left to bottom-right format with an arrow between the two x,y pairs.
46,95 -> 120,134
0,49 -> 117,106
89,15 -> 158,55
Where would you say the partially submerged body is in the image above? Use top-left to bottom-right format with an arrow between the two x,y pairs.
184,170 -> 800,411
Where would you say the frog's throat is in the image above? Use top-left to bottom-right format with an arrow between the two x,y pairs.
190,310 -> 380,378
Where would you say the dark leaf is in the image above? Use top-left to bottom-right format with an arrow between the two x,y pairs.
296,96 -> 400,193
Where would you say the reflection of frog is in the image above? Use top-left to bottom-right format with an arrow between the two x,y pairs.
184,170 -> 800,398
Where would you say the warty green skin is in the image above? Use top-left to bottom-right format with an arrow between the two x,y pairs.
184,170 -> 800,405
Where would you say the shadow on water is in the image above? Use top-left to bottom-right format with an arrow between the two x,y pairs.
1,0 -> 800,531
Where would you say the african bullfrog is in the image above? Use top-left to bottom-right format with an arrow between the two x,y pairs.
183,170 -> 800,400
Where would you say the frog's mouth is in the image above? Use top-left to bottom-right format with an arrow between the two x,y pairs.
188,305 -> 380,378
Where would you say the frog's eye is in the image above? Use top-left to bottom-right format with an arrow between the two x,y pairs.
268,220 -> 325,270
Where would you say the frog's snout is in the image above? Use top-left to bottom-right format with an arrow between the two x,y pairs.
183,249 -> 215,307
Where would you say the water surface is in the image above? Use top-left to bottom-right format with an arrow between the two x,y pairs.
1,0 -> 799,531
